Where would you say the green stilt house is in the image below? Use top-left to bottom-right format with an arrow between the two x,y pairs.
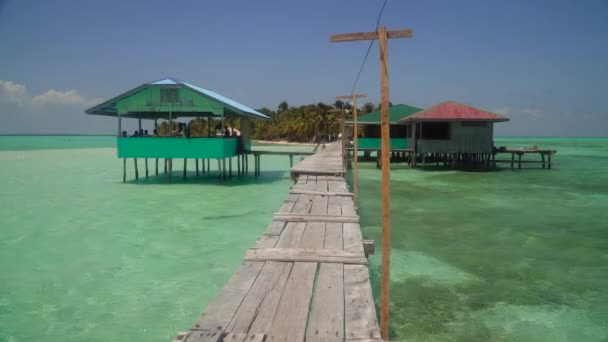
346,104 -> 422,150
86,78 -> 270,181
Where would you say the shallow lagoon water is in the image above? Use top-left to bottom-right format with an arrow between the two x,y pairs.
357,137 -> 608,341
1,136 -> 607,341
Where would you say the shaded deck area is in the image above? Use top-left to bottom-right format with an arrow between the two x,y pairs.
176,143 -> 380,342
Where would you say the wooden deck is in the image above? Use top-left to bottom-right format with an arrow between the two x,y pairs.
289,144 -> 346,179
176,143 -> 380,342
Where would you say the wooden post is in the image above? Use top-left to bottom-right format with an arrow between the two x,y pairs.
541,153 -> 546,169
548,153 -> 552,169
518,153 -> 522,169
123,158 -> 126,182
169,159 -> 172,181
138,118 -> 142,133
289,154 -> 293,168
331,25 -> 413,340
336,93 -> 367,206
229,157 -> 233,179
134,158 -> 139,180
118,115 -> 122,137
164,158 -> 167,173
238,155 -> 241,175
155,158 -> 159,175
196,158 -> 199,176
511,153 -> 515,169
183,158 -> 187,179
145,158 -> 148,178
217,159 -> 222,181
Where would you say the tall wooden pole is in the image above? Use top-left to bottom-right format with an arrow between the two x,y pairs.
378,26 -> 392,340
331,25 -> 413,341
336,94 -> 367,206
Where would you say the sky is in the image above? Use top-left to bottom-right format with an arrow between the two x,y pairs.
0,0 -> 607,136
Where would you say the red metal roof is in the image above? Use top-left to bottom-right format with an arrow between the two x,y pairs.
399,101 -> 509,122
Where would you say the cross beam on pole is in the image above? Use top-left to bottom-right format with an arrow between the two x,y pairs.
336,94 -> 367,206
331,26 -> 413,341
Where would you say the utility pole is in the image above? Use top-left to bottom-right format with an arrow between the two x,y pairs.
336,94 -> 367,206
330,26 -> 413,341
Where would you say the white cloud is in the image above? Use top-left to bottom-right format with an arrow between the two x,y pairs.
0,80 -> 29,106
0,80 -> 101,108
491,106 -> 511,115
31,89 -> 100,107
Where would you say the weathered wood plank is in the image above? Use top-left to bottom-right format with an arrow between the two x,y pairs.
183,330 -> 223,342
266,262 -> 318,342
310,195 -> 329,217
323,222 -> 343,250
343,222 -> 365,255
327,196 -> 343,216
191,262 -> 264,332
306,263 -> 344,341
244,248 -> 367,265
222,333 -> 266,341
273,213 -> 359,223
276,222 -> 306,248
289,189 -> 354,197
277,200 -> 296,213
264,221 -> 286,236
344,265 -> 382,340
226,261 -> 293,334
255,235 -> 279,248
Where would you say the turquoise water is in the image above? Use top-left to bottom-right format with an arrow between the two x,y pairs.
1,136 -> 607,341
356,137 -> 608,341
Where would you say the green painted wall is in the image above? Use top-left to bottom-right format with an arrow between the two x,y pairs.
117,138 -> 238,158
116,88 -> 224,115
357,138 -> 408,149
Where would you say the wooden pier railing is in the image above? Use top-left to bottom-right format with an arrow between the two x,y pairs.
175,143 -> 380,342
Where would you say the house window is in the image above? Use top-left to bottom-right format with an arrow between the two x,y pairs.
421,122 -> 450,140
160,88 -> 179,103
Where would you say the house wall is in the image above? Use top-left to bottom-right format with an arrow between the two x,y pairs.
408,122 -> 494,153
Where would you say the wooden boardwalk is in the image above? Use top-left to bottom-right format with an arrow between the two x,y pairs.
289,144 -> 346,179
176,143 -> 380,342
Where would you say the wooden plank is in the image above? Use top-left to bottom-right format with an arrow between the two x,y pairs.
244,248 -> 367,265
183,330 -> 223,342
264,221 -> 286,236
255,235 -> 279,248
276,222 -> 306,248
222,333 -> 265,342
324,222 -> 343,250
343,222 -> 365,255
310,195 -> 329,217
306,263 -> 344,341
266,262 -> 317,342
191,262 -> 264,332
226,261 -> 293,334
277,200 -> 296,213
288,189 -> 354,197
330,29 -> 413,42
273,213 -> 359,223
291,194 -> 314,214
327,196 -> 343,216
299,222 -> 326,249
344,265 -> 382,340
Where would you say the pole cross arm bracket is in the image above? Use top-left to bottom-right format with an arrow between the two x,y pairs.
330,29 -> 413,42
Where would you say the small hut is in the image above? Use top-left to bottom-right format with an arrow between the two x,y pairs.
86,78 -> 270,181
399,100 -> 509,167
346,104 -> 422,150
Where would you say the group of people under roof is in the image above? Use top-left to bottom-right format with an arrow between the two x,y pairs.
121,126 -> 239,138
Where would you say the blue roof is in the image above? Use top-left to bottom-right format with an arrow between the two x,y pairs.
86,78 -> 270,120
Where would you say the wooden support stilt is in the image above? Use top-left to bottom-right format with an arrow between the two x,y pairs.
155,158 -> 159,175
169,159 -> 172,181
237,155 -> 241,175
183,158 -> 187,179
164,159 -> 167,173
246,154 -> 249,174
548,153 -> 552,169
196,158 -> 199,176
289,154 -> 293,168
123,158 -> 126,182
145,158 -> 149,178
511,153 -> 515,169
134,158 -> 139,180
217,159 -> 222,181
541,153 -> 546,169
229,157 -> 233,179
518,153 -> 522,169
223,158 -> 227,180
492,153 -> 497,169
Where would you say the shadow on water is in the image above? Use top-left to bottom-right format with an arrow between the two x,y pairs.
122,170 -> 287,186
